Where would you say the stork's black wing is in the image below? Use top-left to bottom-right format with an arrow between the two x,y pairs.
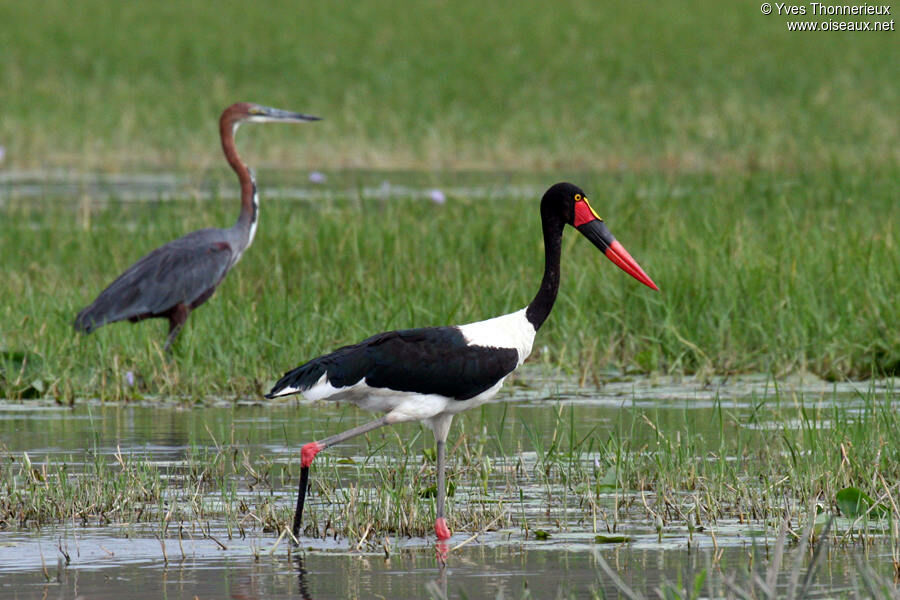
74,229 -> 235,332
268,327 -> 520,401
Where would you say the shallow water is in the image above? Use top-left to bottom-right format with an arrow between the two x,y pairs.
0,375 -> 897,598
0,169 -> 551,206
0,539 -> 876,599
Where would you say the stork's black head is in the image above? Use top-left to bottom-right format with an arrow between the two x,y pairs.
541,182 -> 594,226
541,182 -> 658,291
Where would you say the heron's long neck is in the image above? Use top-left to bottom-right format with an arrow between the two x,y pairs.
220,120 -> 258,244
525,213 -> 565,331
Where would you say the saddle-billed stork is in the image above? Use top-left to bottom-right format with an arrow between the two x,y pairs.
266,182 -> 658,541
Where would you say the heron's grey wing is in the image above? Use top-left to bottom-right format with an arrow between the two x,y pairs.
75,232 -> 235,332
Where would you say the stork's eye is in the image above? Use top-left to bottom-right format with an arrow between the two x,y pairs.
574,194 -> 582,202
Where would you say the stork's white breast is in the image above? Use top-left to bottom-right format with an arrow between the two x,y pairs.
457,308 -> 536,365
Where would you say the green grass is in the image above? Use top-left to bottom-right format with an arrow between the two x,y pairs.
0,0 -> 897,396
0,1 -> 896,171
1,169 -> 898,399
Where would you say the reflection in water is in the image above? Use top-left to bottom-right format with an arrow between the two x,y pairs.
428,563 -> 449,600
435,540 -> 450,564
291,545 -> 452,599
294,554 -> 314,600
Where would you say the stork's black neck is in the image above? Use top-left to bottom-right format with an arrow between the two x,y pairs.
525,211 -> 565,331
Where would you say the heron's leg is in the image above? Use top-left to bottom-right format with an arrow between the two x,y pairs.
164,304 -> 190,353
293,416 -> 391,539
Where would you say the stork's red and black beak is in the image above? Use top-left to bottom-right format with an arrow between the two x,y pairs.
574,198 -> 659,291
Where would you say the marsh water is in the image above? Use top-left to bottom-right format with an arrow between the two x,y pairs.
1,373 -> 897,599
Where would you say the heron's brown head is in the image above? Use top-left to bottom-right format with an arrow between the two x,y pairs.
221,103 -> 321,136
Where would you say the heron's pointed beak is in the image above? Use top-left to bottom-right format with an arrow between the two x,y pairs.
575,208 -> 658,291
250,105 -> 322,123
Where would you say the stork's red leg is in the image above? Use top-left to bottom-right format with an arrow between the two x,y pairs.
434,439 -> 451,540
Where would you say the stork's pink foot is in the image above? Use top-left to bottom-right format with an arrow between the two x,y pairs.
434,517 -> 451,541
301,442 -> 324,467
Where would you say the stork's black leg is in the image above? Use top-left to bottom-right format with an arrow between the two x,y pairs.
293,465 -> 311,538
292,416 -> 391,541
